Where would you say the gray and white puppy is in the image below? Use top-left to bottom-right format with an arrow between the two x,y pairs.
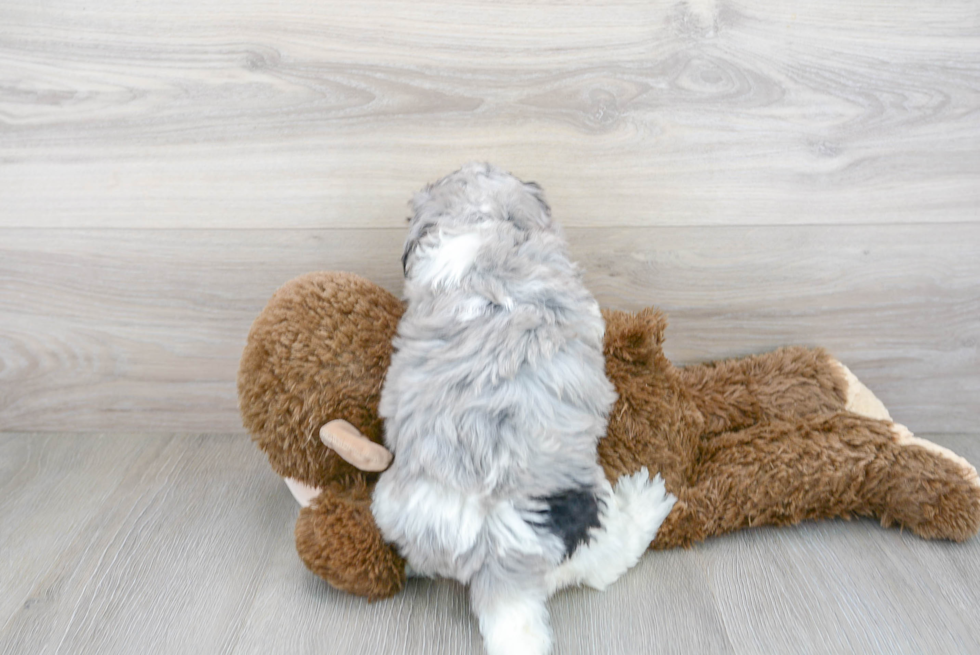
373,163 -> 675,655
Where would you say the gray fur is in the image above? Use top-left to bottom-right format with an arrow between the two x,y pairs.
372,163 -> 618,652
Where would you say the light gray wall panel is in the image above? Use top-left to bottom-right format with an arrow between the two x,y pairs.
1,0 -> 978,228
1,225 -> 975,432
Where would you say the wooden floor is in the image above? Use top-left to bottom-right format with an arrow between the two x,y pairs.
2,431 -> 980,655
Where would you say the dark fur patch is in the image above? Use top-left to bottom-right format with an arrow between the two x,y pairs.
532,487 -> 601,558
524,181 -> 551,218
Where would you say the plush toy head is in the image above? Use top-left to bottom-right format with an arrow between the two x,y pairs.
239,272 -> 980,600
238,272 -> 407,597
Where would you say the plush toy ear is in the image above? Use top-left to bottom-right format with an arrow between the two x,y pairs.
603,308 -> 667,365
320,420 -> 393,472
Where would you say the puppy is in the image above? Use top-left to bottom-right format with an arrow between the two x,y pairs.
372,163 -> 675,655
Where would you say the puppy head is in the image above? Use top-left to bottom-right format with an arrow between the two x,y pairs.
401,163 -> 552,278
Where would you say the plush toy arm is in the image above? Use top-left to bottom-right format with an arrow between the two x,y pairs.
295,481 -> 407,600
652,413 -> 980,549
677,346 -> 848,435
278,421 -> 402,598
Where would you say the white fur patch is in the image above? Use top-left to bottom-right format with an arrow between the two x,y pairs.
373,477 -> 485,561
479,594 -> 553,655
456,296 -> 490,321
547,468 -> 676,593
416,230 -> 484,288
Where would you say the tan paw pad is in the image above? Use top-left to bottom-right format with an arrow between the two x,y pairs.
285,477 -> 323,507
832,360 -> 892,421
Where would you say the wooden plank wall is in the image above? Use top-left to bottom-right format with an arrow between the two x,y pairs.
1,0 -> 978,433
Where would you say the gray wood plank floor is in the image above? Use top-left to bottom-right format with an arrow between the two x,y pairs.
2,432 -> 979,655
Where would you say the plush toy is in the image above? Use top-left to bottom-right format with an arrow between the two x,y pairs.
238,271 -> 980,600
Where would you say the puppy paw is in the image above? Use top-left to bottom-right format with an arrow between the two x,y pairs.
616,467 -> 677,528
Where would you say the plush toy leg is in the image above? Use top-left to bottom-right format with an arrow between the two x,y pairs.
294,483 -> 407,600
652,413 -> 980,548
678,346 -> 848,435
832,360 -> 891,420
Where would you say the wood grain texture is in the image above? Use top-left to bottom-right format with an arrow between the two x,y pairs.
1,0 -> 978,228
1,224 -> 977,433
0,434 -> 155,626
699,433 -> 980,655
1,433 -> 978,654
0,433 -> 292,655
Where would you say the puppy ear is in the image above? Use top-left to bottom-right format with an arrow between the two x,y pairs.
509,181 -> 552,230
401,218 -> 434,277
401,222 -> 424,276
401,240 -> 413,276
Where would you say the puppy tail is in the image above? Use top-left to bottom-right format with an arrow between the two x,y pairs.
547,468 -> 676,593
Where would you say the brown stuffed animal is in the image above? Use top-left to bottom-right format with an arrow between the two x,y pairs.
238,271 -> 980,600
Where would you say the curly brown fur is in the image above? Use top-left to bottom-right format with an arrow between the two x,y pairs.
596,308 -> 704,491
295,479 -> 407,600
653,413 -> 980,547
600,310 -> 980,547
677,345 -> 850,434
238,272 -> 402,486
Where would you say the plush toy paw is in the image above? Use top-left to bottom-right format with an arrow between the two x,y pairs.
890,423 -> 980,495
881,422 -> 980,542
294,482 -> 407,600
829,361 -> 980,540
